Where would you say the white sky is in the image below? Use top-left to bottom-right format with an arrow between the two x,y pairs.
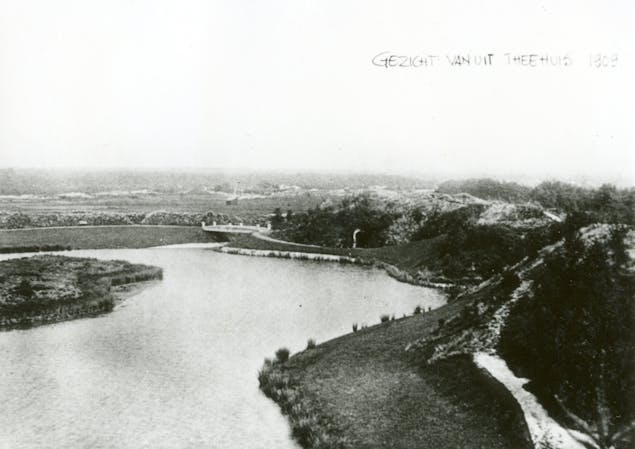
0,0 -> 633,184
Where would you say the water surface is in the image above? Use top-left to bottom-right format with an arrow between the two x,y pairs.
0,248 -> 445,449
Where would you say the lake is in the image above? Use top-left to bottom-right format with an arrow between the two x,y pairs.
0,247 -> 445,449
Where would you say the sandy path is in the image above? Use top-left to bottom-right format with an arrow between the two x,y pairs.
474,352 -> 596,449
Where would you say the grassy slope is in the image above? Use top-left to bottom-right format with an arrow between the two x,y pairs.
359,239 -> 443,271
229,235 -> 442,265
0,225 -> 221,250
228,234 -> 355,256
277,291 -> 532,449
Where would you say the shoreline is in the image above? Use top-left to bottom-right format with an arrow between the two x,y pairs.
225,233 -> 465,290
0,255 -> 163,331
1,225 -> 463,292
0,277 -> 162,331
259,311 -> 534,449
215,245 -> 363,264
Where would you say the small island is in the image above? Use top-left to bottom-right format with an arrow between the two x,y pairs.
0,255 -> 162,330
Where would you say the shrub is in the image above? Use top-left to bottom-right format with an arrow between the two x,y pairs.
275,347 -> 290,364
414,305 -> 422,315
380,314 -> 390,323
446,285 -> 463,301
352,323 -> 358,332
306,339 -> 316,350
501,270 -> 521,290
13,280 -> 34,298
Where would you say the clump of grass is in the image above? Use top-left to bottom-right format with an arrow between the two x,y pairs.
306,338 -> 316,350
414,305 -> 422,315
258,358 -> 348,448
352,323 -> 358,332
275,347 -> 290,364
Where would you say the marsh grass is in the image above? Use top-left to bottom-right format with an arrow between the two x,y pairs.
258,358 -> 349,449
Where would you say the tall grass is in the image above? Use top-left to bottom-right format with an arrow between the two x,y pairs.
258,358 -> 349,449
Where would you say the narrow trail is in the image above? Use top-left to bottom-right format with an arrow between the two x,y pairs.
251,232 -> 323,248
474,353 -> 594,449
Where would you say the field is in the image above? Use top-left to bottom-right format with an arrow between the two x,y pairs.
0,226 -> 221,251
0,192 -> 331,216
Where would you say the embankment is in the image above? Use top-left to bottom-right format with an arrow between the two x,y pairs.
216,246 -> 361,264
227,234 -> 464,289
259,305 -> 533,449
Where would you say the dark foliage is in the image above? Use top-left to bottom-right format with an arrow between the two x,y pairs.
412,204 -> 562,279
499,230 -> 634,448
275,347 -> 290,364
13,280 -> 34,298
277,194 -> 395,248
531,182 -> 634,225
436,179 -> 532,202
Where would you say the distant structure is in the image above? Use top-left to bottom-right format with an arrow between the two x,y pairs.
353,229 -> 361,248
226,181 -> 241,206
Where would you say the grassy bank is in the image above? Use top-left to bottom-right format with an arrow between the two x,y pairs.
259,301 -> 533,449
228,234 -> 355,256
228,235 -> 463,288
217,246 -> 362,264
0,254 -> 162,330
0,225 -> 222,251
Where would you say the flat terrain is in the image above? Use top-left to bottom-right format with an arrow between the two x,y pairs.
0,225 -> 221,251
0,192 -> 330,216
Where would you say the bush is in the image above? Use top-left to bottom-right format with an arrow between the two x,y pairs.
352,323 -> 358,332
306,338 -> 316,350
501,270 -> 521,291
414,305 -> 422,315
380,314 -> 390,323
275,347 -> 290,364
499,234 -> 635,447
13,280 -> 34,298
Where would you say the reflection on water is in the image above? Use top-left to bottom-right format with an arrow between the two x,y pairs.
0,248 -> 445,449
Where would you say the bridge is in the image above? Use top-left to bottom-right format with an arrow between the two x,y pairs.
201,222 -> 271,235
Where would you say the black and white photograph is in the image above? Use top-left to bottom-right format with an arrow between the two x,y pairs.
0,1 -> 633,448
